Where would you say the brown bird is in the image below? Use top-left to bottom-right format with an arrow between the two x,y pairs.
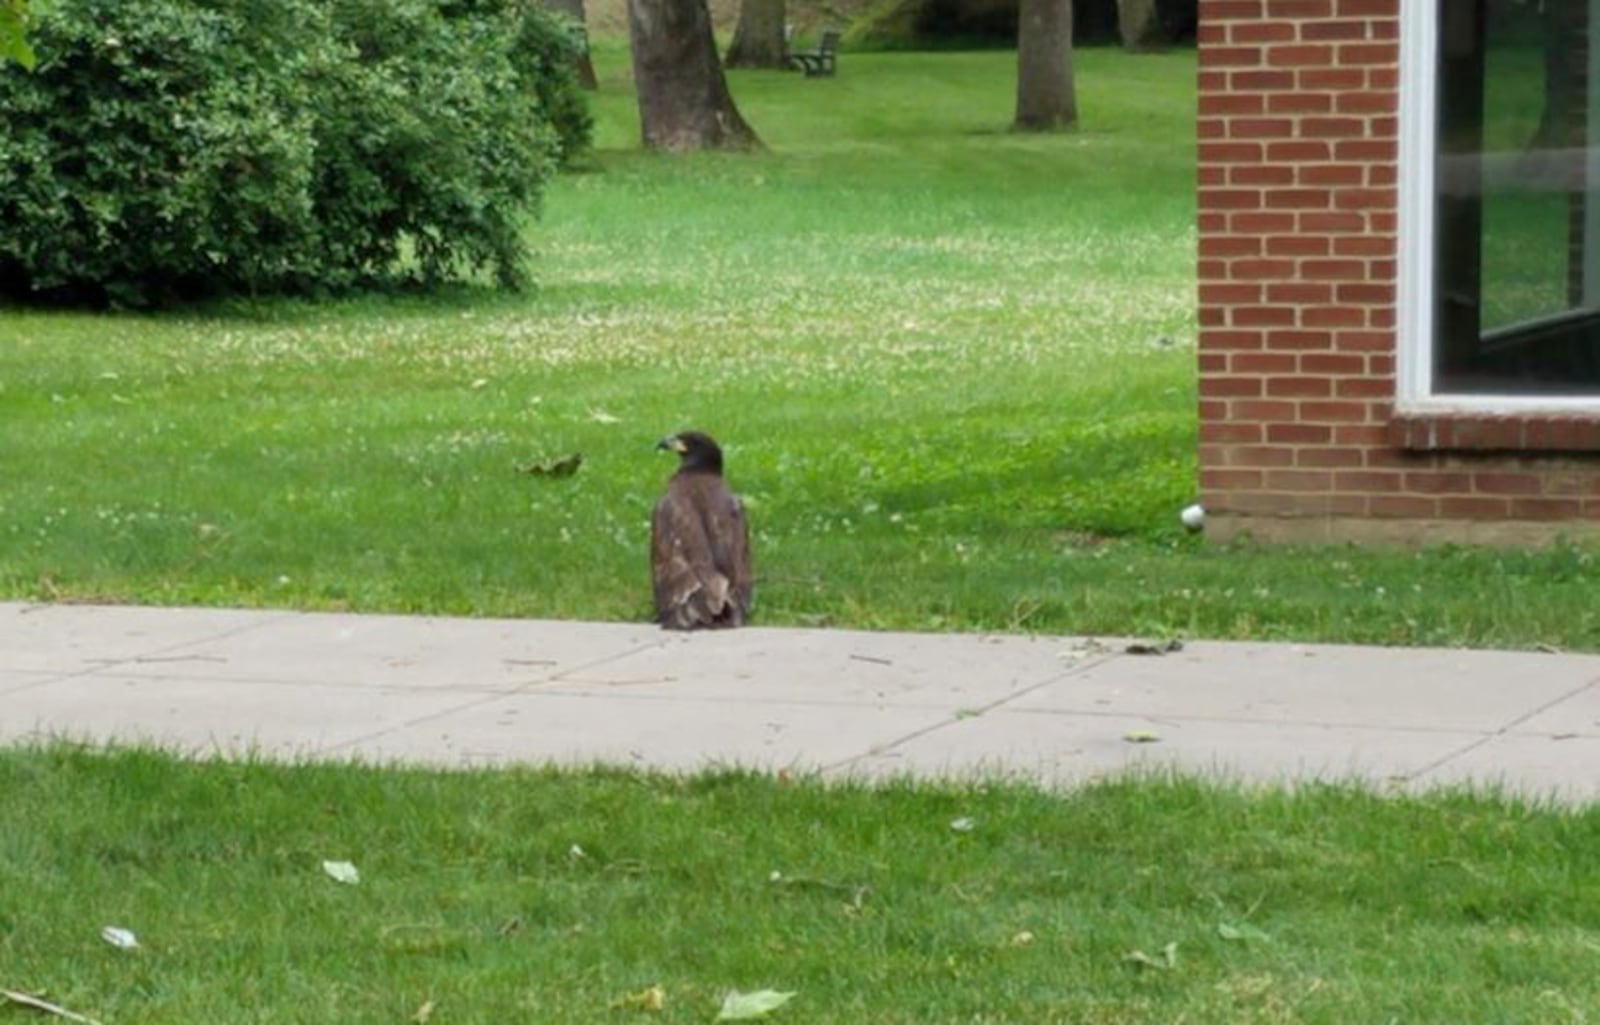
650,431 -> 752,630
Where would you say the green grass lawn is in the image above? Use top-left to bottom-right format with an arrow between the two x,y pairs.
3,46 -> 1599,649
3,745 -> 1598,1025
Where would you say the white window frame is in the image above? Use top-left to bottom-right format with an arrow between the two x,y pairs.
1396,2 -> 1600,415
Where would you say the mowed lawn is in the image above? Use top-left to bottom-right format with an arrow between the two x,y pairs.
4,746 -> 1599,1025
3,46 -> 1599,648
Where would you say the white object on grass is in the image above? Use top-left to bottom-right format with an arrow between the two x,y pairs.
99,926 -> 139,950
321,860 -> 360,885
1180,504 -> 1205,530
716,990 -> 796,1021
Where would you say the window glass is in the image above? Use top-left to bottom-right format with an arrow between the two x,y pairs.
1434,0 -> 1600,394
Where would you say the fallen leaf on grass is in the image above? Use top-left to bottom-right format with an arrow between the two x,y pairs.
1217,922 -> 1272,943
518,453 -> 583,478
1124,942 -> 1179,971
413,999 -> 436,1023
1009,930 -> 1036,947
608,985 -> 666,1012
716,989 -> 796,1020
321,860 -> 360,885
99,926 -> 138,950
1,989 -> 106,1025
1122,730 -> 1161,744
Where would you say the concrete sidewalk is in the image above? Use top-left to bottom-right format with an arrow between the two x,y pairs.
3,601 -> 1599,801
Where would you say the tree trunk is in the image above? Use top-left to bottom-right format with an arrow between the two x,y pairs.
725,0 -> 788,69
627,0 -> 762,150
1014,0 -> 1075,132
543,0 -> 598,90
1116,0 -> 1162,51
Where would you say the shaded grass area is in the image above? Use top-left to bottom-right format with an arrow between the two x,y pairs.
2,48 -> 1599,649
2,745 -> 1598,1024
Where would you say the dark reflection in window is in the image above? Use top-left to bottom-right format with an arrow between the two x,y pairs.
1434,0 -> 1600,394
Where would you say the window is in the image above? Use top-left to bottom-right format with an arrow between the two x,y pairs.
1402,0 -> 1600,407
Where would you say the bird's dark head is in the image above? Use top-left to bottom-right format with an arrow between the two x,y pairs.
657,431 -> 724,474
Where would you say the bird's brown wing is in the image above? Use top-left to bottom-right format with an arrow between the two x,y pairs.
651,475 -> 741,630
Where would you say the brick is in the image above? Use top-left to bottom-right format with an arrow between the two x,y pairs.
1439,496 -> 1511,519
1333,188 -> 1396,210
1336,90 -> 1398,114
1233,257 -> 1298,279
1201,469 -> 1266,489
1200,188 -> 1265,210
1202,46 -> 1266,68
1200,235 -> 1264,257
1337,0 -> 1396,14
1301,259 -> 1369,280
1232,21 -> 1297,43
1231,118 -> 1296,138
1301,20 -> 1369,41
1368,495 -> 1439,518
1231,69 -> 1298,90
1333,470 -> 1402,492
1270,45 -> 1336,67
1511,498 -> 1586,521
1339,42 -> 1399,66
1232,211 -> 1298,233
1201,422 -> 1265,444
1231,352 -> 1298,373
1266,234 -> 1330,256
1268,423 -> 1333,445
1266,188 -> 1334,209
1299,117 -> 1366,138
1333,330 -> 1394,353
1335,283 -> 1396,304
1332,234 -> 1395,257
1404,472 -> 1473,494
1232,165 -> 1298,186
1267,140 -> 1332,162
1233,306 -> 1298,326
1199,141 -> 1264,163
1266,0 -> 1333,15
1200,376 -> 1266,398
1227,445 -> 1298,467
1266,469 -> 1334,491
1199,282 -> 1263,304
1297,446 -> 1365,468
1298,68 -> 1366,90
1199,352 -> 1228,373
1299,164 -> 1364,186
1199,165 -> 1228,186
1473,471 -> 1542,496
1299,211 -> 1367,232
1335,377 -> 1393,398
1335,139 -> 1394,161
1267,376 -> 1333,397
1301,306 -> 1366,328
1233,399 -> 1300,421
1200,329 -> 1265,350
1268,92 -> 1333,114
1303,401 -> 1373,422
1300,352 -> 1365,374
1266,282 -> 1333,304
1200,93 -> 1266,116
1273,330 -> 1335,349
1202,0 -> 1265,18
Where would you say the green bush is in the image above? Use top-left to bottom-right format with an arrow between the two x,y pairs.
0,0 -> 591,307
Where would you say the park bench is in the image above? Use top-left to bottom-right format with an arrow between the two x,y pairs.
789,29 -> 840,78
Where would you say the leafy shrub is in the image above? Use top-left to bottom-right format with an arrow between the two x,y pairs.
0,0 -> 591,306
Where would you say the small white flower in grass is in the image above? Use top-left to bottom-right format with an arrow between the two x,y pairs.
949,817 -> 976,833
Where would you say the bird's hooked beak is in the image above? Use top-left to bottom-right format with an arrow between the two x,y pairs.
656,435 -> 687,454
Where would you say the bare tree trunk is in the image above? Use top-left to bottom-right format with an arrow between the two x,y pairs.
725,0 -> 788,68
1014,0 -> 1075,132
1117,0 -> 1163,51
543,0 -> 598,90
627,0 -> 762,150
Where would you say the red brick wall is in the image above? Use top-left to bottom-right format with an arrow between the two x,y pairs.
1195,0 -> 1600,540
